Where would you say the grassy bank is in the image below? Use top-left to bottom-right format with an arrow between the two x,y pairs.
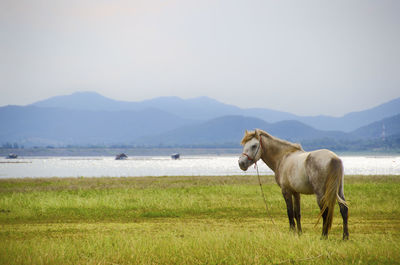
1,175 -> 399,264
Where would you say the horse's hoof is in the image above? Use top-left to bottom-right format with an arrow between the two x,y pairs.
343,234 -> 349,240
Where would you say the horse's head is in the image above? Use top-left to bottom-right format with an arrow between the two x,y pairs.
238,129 -> 263,171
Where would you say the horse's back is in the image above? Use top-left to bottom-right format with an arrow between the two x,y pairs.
305,149 -> 343,196
278,149 -> 343,195
306,149 -> 342,174
308,149 -> 339,165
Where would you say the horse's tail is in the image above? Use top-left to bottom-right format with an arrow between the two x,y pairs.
316,157 -> 348,232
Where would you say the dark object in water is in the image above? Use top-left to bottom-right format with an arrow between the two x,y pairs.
171,153 -> 180,160
6,153 -> 18,159
115,153 -> 128,160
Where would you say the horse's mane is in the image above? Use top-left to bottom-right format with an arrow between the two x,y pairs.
241,129 -> 303,151
240,130 -> 258,145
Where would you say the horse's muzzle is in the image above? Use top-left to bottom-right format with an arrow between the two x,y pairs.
238,158 -> 249,171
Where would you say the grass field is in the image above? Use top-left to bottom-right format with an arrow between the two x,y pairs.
0,175 -> 399,264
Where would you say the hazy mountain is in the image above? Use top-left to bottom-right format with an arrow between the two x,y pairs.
31,92 -> 242,120
0,104 -> 399,149
0,105 -> 192,146
138,114 -> 400,150
33,92 -> 300,122
138,115 -> 347,146
1,92 -> 399,149
240,108 -> 299,123
351,114 -> 400,139
297,97 -> 400,132
138,115 -> 269,146
31,91 -> 134,111
30,92 -> 400,132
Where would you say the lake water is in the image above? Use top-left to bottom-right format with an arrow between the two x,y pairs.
0,155 -> 399,178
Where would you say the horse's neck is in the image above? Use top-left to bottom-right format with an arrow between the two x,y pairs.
260,136 -> 298,172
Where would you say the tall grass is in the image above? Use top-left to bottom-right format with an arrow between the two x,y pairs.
0,175 -> 399,264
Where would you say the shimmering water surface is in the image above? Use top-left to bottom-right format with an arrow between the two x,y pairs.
0,155 -> 399,178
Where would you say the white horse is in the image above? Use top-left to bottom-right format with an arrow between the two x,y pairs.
238,129 -> 349,239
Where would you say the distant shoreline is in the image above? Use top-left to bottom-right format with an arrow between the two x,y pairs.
1,147 -> 399,157
0,147 -> 243,157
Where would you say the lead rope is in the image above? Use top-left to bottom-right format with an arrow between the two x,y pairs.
255,161 -> 275,225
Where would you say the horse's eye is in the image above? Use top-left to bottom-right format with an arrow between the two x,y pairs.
252,144 -> 257,149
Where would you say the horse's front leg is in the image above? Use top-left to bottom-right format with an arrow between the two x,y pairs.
293,192 -> 302,234
282,190 -> 295,231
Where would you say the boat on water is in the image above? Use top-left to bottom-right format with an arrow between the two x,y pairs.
171,153 -> 180,160
115,153 -> 128,160
6,153 -> 18,159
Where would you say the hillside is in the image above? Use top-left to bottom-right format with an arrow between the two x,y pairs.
1,92 -> 399,151
298,97 -> 400,132
351,114 -> 400,139
138,115 -> 347,146
29,91 -> 400,132
0,106 -> 192,146
31,92 -> 242,121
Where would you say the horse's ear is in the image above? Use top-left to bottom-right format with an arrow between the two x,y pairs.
241,130 -> 249,145
255,129 -> 261,139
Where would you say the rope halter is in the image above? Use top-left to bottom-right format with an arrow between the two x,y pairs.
242,135 -> 263,164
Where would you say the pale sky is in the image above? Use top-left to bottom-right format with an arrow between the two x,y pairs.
1,0 -> 399,116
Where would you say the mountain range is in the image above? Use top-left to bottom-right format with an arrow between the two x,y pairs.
1,91 -> 400,151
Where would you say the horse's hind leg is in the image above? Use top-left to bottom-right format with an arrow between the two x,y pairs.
338,189 -> 349,240
282,190 -> 296,231
316,194 -> 329,239
293,192 -> 302,234
339,201 -> 349,240
320,207 -> 329,238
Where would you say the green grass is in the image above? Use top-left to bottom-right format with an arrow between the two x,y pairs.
0,175 -> 399,264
